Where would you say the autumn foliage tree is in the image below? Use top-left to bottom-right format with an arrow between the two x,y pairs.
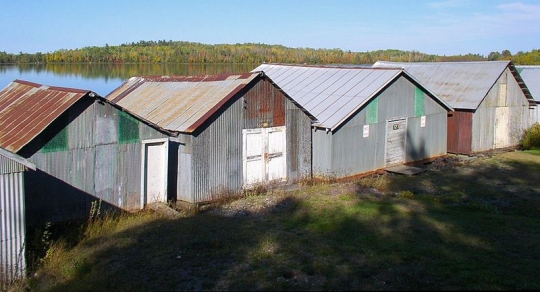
1,41 -> 539,65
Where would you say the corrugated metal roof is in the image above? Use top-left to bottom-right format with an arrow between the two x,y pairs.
373,61 -> 535,110
517,65 -> 540,103
106,73 -> 259,133
0,147 -> 36,173
0,80 -> 94,153
251,63 -> 450,130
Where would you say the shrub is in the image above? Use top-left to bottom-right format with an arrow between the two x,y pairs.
521,123 -> 540,150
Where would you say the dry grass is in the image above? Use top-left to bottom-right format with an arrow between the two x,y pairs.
9,150 -> 540,291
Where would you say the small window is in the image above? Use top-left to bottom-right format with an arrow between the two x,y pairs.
118,111 -> 139,144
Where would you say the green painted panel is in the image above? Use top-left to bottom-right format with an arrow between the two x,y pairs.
42,126 -> 68,153
366,97 -> 378,124
415,87 -> 425,117
119,111 -> 140,144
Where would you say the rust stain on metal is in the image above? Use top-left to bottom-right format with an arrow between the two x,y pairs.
107,73 -> 261,133
0,80 -> 92,153
243,78 -> 286,127
273,89 -> 286,126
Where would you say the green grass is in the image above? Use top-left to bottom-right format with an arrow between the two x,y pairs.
13,151 -> 540,291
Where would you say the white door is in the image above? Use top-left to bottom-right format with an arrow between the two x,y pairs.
243,126 -> 286,187
141,139 -> 168,208
385,118 -> 407,166
495,107 -> 510,148
267,128 -> 286,181
243,128 -> 265,186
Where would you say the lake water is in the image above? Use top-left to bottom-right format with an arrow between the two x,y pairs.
0,63 -> 258,97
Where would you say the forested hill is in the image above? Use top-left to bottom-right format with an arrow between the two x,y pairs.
1,40 -> 539,65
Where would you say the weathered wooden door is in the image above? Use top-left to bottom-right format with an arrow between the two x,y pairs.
141,139 -> 168,208
385,118 -> 407,166
243,126 -> 286,186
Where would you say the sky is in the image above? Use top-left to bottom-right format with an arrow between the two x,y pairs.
1,0 -> 539,57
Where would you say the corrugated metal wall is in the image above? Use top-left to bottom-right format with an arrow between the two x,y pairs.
286,105 -> 312,182
531,106 -> 540,125
0,159 -> 27,285
312,129 -> 333,176
23,99 -> 167,224
313,76 -> 448,178
472,68 -> 530,152
186,77 -> 312,203
190,88 -> 244,203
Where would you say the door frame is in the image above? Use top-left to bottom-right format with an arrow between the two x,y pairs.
140,138 -> 169,209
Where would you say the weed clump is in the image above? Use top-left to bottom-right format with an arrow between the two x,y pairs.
521,123 -> 540,150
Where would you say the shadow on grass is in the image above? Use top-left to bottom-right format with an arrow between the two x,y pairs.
34,153 -> 540,291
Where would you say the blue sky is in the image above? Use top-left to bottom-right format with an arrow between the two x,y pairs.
1,0 -> 539,56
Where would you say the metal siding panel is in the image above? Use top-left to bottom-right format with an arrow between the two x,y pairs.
1,171 -> 26,284
94,144 -> 118,206
139,121 -> 168,140
286,108 -> 299,180
68,99 -> 95,150
332,122 -> 381,177
0,156 -> 25,174
517,66 -> 540,103
192,91 -> 244,203
530,106 -> 540,125
285,96 -> 312,182
31,152 -> 71,183
472,104 -> 496,153
117,143 -> 142,210
94,102 -> 119,145
376,77 -> 414,120
178,152 -> 193,202
70,148 -> 94,194
312,129 -> 333,176
406,113 -> 447,161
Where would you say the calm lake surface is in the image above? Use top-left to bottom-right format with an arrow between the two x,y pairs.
0,63 -> 258,96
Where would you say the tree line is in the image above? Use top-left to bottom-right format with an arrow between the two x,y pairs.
1,40 -> 539,65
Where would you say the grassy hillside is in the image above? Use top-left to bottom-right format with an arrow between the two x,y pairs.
10,150 -> 540,291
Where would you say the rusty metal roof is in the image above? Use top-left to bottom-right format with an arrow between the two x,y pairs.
0,80 -> 94,153
373,61 -> 535,110
106,73 -> 259,133
251,63 -> 451,130
517,66 -> 540,103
